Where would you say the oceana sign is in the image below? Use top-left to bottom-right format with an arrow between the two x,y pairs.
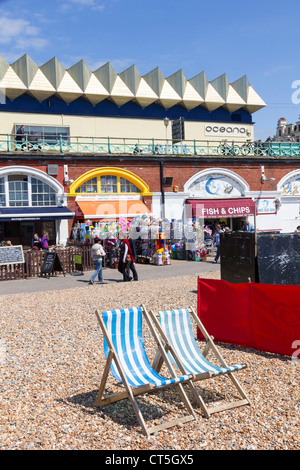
205,125 -> 247,135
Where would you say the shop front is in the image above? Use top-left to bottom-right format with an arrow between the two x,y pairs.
186,197 -> 256,230
0,207 -> 73,246
68,166 -> 152,225
0,166 -> 72,246
182,168 -> 255,231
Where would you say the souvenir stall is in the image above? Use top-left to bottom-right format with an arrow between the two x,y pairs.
70,215 -> 207,267
170,218 -> 206,261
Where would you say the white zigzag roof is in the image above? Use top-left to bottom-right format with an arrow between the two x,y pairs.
0,54 -> 266,113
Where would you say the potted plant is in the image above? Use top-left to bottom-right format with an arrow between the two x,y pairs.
200,248 -> 207,261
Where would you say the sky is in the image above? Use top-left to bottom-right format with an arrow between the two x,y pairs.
0,0 -> 299,139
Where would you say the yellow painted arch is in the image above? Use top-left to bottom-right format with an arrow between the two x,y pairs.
68,167 -> 152,197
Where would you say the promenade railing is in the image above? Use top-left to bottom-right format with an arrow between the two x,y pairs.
1,134 -> 300,157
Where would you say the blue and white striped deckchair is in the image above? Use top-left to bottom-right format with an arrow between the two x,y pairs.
94,306 -> 196,436
148,306 -> 250,417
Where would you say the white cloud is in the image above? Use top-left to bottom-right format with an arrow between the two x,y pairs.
0,16 -> 48,50
61,0 -> 105,11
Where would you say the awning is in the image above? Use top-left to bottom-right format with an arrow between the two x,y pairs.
186,198 -> 256,218
76,200 -> 151,220
0,206 -> 74,222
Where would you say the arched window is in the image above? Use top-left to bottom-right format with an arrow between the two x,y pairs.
0,174 -> 57,207
75,174 -> 141,194
69,167 -> 152,198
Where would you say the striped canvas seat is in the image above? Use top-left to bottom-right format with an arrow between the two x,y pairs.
102,307 -> 190,388
158,308 -> 245,377
94,305 -> 197,436
148,306 -> 250,417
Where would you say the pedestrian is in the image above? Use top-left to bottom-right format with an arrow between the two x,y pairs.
106,235 -> 117,268
40,231 -> 49,250
89,237 -> 105,285
295,226 -> 300,233
32,233 -> 42,250
242,220 -> 255,232
118,232 -> 138,282
15,125 -> 26,150
213,224 -> 224,264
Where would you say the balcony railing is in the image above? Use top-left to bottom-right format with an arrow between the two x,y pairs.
1,134 -> 300,157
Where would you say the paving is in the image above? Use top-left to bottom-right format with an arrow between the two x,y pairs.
0,257 -> 220,295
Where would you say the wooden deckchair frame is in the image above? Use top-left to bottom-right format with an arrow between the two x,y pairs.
94,306 -> 197,437
147,305 -> 250,418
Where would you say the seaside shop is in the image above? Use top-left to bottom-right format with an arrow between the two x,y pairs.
0,166 -> 73,246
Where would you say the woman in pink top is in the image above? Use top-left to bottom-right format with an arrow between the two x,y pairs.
40,230 -> 49,251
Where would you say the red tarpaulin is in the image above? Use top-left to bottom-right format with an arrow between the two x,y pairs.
186,198 -> 256,218
197,278 -> 300,356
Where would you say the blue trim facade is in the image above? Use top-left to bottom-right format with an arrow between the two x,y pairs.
0,93 -> 253,124
0,206 -> 73,221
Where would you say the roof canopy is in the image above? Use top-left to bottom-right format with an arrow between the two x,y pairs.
0,54 -> 266,113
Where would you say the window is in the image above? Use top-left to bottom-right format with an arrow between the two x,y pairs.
101,175 -> 117,193
0,174 -> 57,207
0,177 -> 5,206
8,175 -> 29,207
120,177 -> 141,193
75,177 -> 97,194
14,125 -> 70,145
75,174 -> 141,194
31,177 -> 56,206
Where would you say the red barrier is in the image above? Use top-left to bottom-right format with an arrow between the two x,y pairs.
197,278 -> 300,356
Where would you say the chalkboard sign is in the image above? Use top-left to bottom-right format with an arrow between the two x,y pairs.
220,232 -> 258,283
40,252 -> 65,278
0,245 -> 24,266
257,233 -> 300,285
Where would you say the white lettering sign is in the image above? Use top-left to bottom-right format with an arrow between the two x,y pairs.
205,125 -> 248,137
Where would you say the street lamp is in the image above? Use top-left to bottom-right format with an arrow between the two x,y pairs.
164,117 -> 170,154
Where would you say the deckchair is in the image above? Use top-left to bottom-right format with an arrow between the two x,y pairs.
94,306 -> 197,436
147,306 -> 250,418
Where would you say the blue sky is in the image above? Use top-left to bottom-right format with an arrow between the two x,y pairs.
0,0 -> 299,139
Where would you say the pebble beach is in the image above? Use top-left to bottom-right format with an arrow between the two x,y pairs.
0,270 -> 299,451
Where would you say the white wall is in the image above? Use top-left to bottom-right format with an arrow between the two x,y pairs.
0,111 -> 254,144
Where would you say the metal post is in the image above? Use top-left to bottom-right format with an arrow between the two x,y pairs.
152,138 -> 156,155
59,134 -> 63,153
7,133 -> 11,152
160,161 -> 165,219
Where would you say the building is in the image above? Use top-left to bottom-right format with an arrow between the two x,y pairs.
1,54 -> 300,245
274,116 -> 300,142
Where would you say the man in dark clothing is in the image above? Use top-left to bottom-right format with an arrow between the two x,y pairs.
15,125 -> 26,150
118,233 -> 138,281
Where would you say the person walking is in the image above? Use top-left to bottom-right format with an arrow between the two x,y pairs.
213,224 -> 224,264
118,233 -> 138,281
89,237 -> 105,284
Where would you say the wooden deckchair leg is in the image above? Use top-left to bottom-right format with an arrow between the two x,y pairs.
94,350 -> 114,406
152,347 -> 168,373
189,306 -> 251,406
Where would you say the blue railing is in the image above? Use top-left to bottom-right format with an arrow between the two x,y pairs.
1,134 -> 300,157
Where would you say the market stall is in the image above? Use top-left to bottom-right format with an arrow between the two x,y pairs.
70,214 -> 208,267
